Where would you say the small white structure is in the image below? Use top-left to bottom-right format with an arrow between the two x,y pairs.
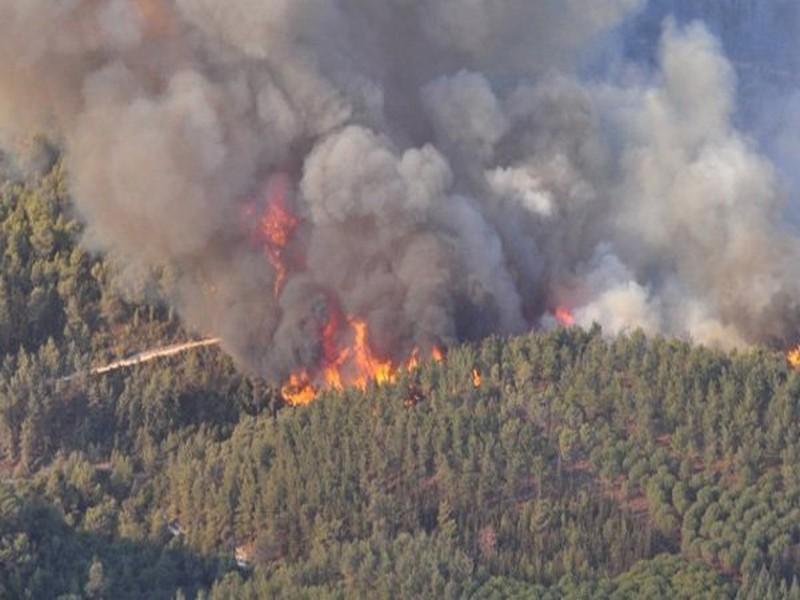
167,520 -> 186,537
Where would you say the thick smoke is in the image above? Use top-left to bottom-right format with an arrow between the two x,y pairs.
0,0 -> 799,381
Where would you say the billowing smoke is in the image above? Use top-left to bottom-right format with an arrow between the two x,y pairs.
1,0 -> 799,382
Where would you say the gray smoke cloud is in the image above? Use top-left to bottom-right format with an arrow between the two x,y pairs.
1,0 -> 799,382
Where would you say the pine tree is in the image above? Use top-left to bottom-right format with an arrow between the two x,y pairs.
84,557 -> 108,599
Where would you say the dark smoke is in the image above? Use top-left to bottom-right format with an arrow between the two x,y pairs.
1,0 -> 799,381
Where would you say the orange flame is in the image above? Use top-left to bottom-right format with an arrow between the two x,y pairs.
250,175 -> 443,406
788,346 -> 800,369
405,348 -> 420,372
280,305 -> 445,405
320,301 -> 348,390
281,371 -> 317,406
258,174 -> 299,298
555,307 -> 576,327
472,368 -> 482,388
350,319 -> 395,389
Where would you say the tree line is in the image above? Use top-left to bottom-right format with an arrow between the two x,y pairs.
3,166 -> 800,598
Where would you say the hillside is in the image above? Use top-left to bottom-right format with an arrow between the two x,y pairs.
2,169 -> 800,598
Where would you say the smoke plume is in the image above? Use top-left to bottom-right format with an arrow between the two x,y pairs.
1,0 -> 799,382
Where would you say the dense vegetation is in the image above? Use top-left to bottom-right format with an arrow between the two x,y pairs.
3,167 -> 800,598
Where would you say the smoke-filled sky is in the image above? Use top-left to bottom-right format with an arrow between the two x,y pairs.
1,0 -> 799,380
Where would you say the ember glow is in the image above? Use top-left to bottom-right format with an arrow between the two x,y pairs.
257,174 -> 300,298
472,369 -> 482,388
555,307 -> 576,327
788,346 -> 800,369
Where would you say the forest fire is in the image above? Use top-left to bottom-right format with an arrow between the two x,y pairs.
788,346 -> 800,369
281,305 -> 445,405
257,174 -> 300,297
555,307 -> 576,327
10,0 -> 800,427
281,372 -> 317,406
472,369 -> 482,388
349,319 -> 395,388
243,174 -> 449,406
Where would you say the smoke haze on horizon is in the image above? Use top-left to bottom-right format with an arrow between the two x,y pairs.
0,0 -> 799,381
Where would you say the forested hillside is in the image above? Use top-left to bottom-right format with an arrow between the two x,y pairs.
4,167 -> 800,598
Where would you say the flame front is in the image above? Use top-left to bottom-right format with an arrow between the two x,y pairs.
281,310 -> 444,405
243,174 -> 446,406
281,371 -> 317,406
472,368 -> 482,387
350,319 -> 395,388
